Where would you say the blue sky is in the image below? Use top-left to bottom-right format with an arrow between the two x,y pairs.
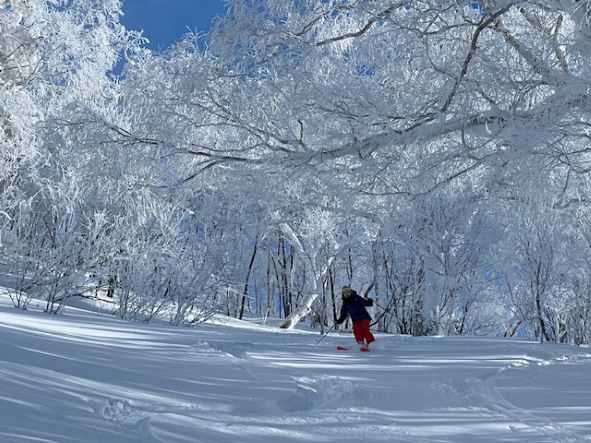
121,0 -> 226,51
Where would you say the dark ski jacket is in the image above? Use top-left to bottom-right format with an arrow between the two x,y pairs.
336,294 -> 373,324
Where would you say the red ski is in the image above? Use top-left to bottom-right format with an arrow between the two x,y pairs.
336,345 -> 370,352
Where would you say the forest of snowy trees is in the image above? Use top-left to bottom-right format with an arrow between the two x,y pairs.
2,0 -> 591,344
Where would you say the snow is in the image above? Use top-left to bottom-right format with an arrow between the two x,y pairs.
0,294 -> 590,443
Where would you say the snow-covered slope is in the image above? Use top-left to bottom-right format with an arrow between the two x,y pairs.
0,295 -> 590,443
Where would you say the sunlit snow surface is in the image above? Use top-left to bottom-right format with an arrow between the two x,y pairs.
0,295 -> 590,442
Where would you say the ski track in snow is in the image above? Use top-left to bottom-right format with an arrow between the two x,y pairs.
199,335 -> 591,442
277,375 -> 357,412
437,351 -> 591,443
89,397 -> 220,443
1,295 -> 591,443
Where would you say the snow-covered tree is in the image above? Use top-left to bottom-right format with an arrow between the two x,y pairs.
7,0 -> 591,344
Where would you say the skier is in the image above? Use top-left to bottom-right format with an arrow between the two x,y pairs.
335,286 -> 375,351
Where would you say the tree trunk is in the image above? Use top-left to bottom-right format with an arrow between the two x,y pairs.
534,262 -> 551,343
239,235 -> 258,320
329,263 -> 338,324
264,248 -> 273,322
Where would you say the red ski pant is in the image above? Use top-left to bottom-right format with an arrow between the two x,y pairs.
352,320 -> 375,345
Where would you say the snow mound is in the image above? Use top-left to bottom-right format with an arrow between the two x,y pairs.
278,375 -> 358,412
66,294 -> 117,315
96,399 -> 148,426
194,340 -> 255,359
89,398 -> 153,437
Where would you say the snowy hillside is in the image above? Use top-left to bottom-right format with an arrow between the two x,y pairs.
0,295 -> 590,443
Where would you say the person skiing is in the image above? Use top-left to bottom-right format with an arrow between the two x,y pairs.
335,286 -> 375,351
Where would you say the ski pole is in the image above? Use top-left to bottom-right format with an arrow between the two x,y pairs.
371,299 -> 393,327
374,300 -> 388,311
315,323 -> 337,345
